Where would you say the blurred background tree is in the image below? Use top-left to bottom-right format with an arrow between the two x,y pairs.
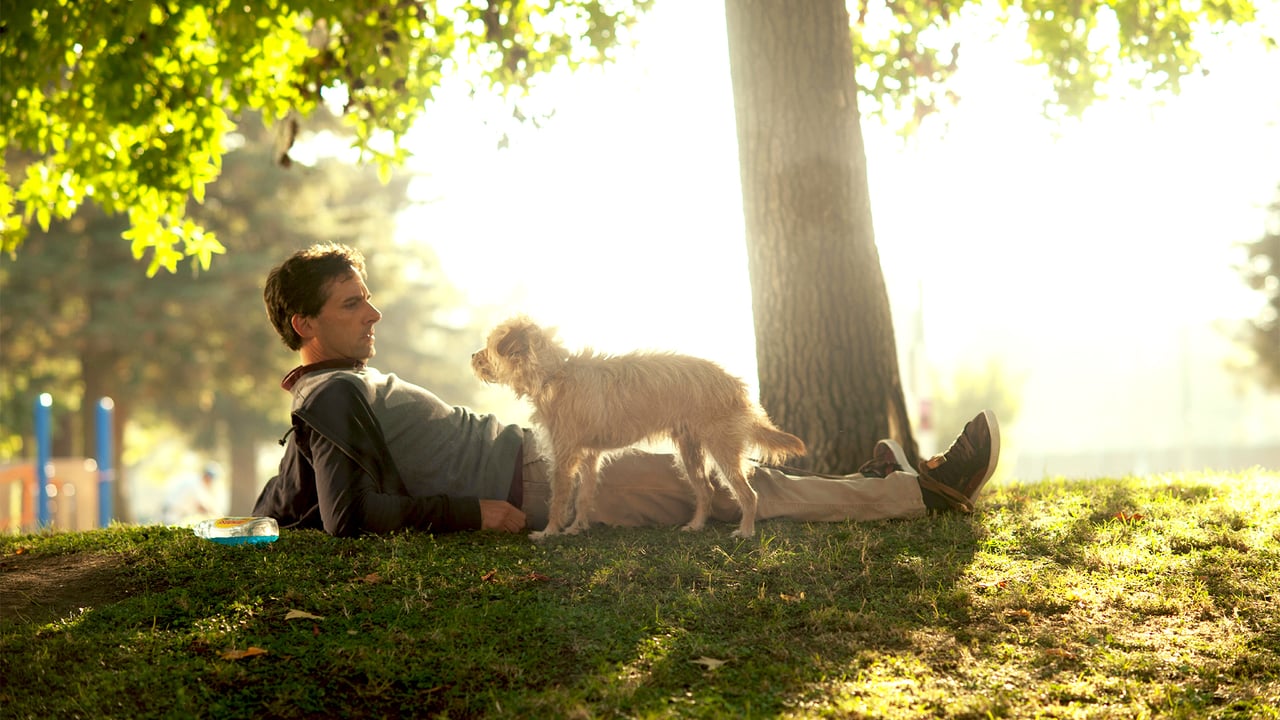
1235,184 -> 1280,391
929,359 -> 1024,453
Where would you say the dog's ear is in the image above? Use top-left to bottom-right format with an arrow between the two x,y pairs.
496,323 -> 531,358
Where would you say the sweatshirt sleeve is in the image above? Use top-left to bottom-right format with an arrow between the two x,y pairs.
308,429 -> 482,536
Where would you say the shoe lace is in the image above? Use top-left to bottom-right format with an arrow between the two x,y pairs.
916,469 -> 974,513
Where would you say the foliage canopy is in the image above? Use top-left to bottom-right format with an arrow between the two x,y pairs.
855,0 -> 1264,127
0,0 -> 652,274
0,0 -> 1267,273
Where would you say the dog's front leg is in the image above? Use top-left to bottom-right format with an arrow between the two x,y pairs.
564,451 -> 601,535
529,446 -> 584,541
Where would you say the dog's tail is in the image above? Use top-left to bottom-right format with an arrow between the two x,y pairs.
751,419 -> 807,464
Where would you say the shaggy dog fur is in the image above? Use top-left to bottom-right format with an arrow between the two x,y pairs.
471,315 -> 806,539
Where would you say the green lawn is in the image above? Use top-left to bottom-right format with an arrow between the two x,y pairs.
2,471 -> 1278,719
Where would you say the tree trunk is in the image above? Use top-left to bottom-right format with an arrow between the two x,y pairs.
723,0 -> 917,473
226,411 -> 260,515
111,398 -> 128,522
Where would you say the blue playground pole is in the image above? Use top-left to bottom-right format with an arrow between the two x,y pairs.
35,393 -> 52,527
97,398 -> 115,528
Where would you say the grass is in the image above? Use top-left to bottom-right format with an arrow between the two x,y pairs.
2,470 -> 1279,719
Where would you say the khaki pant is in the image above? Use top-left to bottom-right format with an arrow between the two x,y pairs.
518,434 -> 927,532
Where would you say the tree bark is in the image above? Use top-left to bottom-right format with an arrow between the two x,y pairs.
723,0 -> 917,472
226,409 -> 261,515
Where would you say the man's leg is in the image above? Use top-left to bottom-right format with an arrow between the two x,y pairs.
518,439 -> 689,530
747,464 -> 928,522
586,450 -> 928,527
524,410 -> 1000,529
588,452 -> 711,527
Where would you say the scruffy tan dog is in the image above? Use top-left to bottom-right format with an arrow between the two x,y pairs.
471,315 -> 806,539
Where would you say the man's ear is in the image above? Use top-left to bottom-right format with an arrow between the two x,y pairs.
291,314 -> 314,341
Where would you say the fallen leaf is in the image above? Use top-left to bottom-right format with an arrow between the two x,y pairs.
285,609 -> 323,621
481,569 -> 499,582
1006,608 -> 1033,623
358,572 -> 383,584
976,579 -> 1008,589
524,572 -> 550,582
1044,648 -> 1076,659
779,592 -> 805,602
690,657 -> 727,670
220,646 -> 269,661
1113,511 -> 1146,523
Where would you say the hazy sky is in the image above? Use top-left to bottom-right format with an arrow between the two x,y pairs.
392,0 -> 1280,478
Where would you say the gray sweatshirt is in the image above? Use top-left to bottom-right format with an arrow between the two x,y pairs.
290,367 -> 524,501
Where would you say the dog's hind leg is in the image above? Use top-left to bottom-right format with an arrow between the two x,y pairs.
674,434 -> 713,532
530,446 -> 584,540
565,450 -> 601,535
707,443 -> 758,538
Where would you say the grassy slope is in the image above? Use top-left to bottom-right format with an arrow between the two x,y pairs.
1,471 -> 1278,719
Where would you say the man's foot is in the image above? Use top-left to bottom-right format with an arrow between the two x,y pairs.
917,410 -> 1000,513
856,439 -> 911,478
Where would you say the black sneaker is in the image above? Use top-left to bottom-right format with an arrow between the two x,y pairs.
917,410 -> 1000,513
856,439 -> 910,478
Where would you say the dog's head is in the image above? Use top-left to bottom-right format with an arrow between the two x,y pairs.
471,315 -> 568,399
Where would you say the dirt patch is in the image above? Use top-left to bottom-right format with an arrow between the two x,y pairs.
0,552 -> 139,627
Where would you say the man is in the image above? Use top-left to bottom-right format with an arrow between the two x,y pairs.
253,243 -> 999,537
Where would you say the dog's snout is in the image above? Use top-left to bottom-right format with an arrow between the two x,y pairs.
471,349 -> 495,382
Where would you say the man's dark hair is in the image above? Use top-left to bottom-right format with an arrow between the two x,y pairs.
264,243 -> 368,351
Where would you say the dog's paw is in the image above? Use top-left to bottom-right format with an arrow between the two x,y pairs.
730,527 -> 756,539
529,529 -> 554,541
564,521 -> 589,535
680,521 -> 705,532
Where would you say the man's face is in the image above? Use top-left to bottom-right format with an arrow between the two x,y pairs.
294,270 -> 381,364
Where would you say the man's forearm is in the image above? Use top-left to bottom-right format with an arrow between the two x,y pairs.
309,432 -> 481,536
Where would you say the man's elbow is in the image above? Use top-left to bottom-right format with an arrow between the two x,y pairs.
322,500 -> 369,538
323,516 -> 363,538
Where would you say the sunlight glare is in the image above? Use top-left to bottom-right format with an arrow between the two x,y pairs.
392,0 -> 1280,473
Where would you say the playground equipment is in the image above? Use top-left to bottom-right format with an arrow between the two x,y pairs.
0,394 -> 114,533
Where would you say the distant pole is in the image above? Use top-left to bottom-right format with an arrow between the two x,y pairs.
35,393 -> 52,527
97,398 -> 115,528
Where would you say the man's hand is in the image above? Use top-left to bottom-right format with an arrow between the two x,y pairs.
479,499 -> 527,533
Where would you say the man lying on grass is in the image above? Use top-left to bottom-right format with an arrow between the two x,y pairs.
252,242 -> 1000,537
